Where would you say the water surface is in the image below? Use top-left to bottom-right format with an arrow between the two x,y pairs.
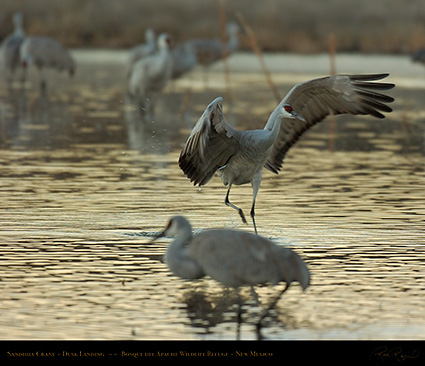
0,52 -> 424,340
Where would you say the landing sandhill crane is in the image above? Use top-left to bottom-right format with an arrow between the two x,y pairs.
1,12 -> 26,88
186,21 -> 240,83
20,36 -> 75,92
127,28 -> 156,76
179,74 -> 395,234
153,215 -> 310,339
128,33 -> 173,120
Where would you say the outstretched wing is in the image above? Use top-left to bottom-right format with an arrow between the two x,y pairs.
264,73 -> 395,173
178,97 -> 239,186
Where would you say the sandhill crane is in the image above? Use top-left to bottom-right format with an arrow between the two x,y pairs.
189,21 -> 240,66
20,35 -> 75,92
128,33 -> 173,120
179,74 -> 395,234
1,12 -> 26,88
412,49 -> 425,66
170,42 -> 197,80
185,21 -> 240,83
153,215 -> 310,339
127,28 -> 156,76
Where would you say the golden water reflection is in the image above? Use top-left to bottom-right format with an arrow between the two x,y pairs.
0,53 -> 424,340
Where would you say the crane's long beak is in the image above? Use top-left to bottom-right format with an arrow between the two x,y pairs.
291,110 -> 306,122
151,231 -> 165,242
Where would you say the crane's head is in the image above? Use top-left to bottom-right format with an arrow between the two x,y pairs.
157,33 -> 171,49
152,216 -> 192,241
281,104 -> 306,122
277,248 -> 311,291
145,28 -> 155,43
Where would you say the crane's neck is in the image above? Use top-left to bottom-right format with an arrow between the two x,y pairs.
165,230 -> 204,280
14,20 -> 24,37
146,31 -> 155,45
264,114 -> 283,147
158,44 -> 170,56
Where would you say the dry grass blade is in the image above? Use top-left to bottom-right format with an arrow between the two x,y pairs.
235,11 -> 281,103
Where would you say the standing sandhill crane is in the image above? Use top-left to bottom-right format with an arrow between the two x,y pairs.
153,215 -> 310,339
170,42 -> 197,80
179,74 -> 395,234
185,21 -> 240,83
127,28 -> 157,76
1,12 -> 26,88
128,33 -> 173,120
412,49 -> 425,66
19,36 -> 75,92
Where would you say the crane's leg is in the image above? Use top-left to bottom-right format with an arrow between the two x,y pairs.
250,172 -> 262,235
250,198 -> 258,235
256,283 -> 290,340
250,286 -> 260,306
235,289 -> 243,340
138,96 -> 148,121
20,67 -> 27,90
38,68 -> 47,95
225,185 -> 247,224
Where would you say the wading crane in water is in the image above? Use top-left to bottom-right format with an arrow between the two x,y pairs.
19,35 -> 75,92
153,215 -> 310,339
184,21 -> 240,85
1,12 -> 26,88
128,33 -> 173,121
127,28 -> 157,77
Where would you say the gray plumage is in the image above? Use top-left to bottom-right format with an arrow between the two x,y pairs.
1,12 -> 26,87
20,35 -> 75,91
170,42 -> 197,80
127,28 -> 157,75
155,216 -> 310,291
128,33 -> 173,119
187,22 -> 240,67
154,216 -> 310,339
179,74 -> 395,234
412,49 -> 425,65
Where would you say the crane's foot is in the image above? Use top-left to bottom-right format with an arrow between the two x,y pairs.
255,284 -> 290,340
250,206 -> 258,234
256,320 -> 265,341
224,195 -> 247,224
238,209 -> 247,224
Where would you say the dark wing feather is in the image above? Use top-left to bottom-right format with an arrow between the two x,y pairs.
264,74 -> 395,173
178,97 -> 239,186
